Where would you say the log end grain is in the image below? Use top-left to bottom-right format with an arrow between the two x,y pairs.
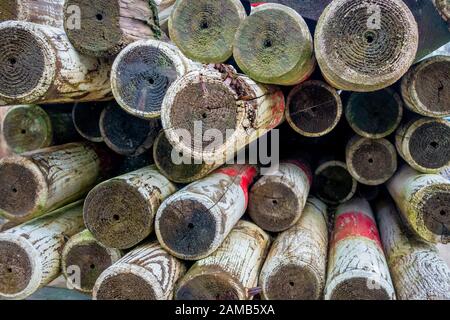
72,102 -> 105,143
327,275 -> 393,300
0,0 -> 18,22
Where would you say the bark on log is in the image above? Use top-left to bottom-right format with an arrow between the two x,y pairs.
313,160 -> 357,205
62,229 -> 122,293
346,135 -> 397,186
0,21 -> 112,105
0,201 -> 85,300
401,55 -> 450,118
325,198 -> 396,300
72,102 -> 106,143
155,164 -> 258,260
162,65 -> 285,164
376,198 -> 450,300
0,0 -> 64,28
93,241 -> 186,300
84,165 -> 176,249
169,0 -> 246,63
100,103 -> 161,156
0,142 -> 115,222
153,130 -> 219,184
396,117 -> 450,174
345,89 -> 403,139
2,104 -> 79,154
315,0 -> 418,92
286,80 -> 342,137
175,220 -> 270,300
259,197 -> 328,300
387,165 -> 450,244
233,3 -> 315,86
248,160 -> 312,232
111,39 -> 198,119
63,0 -> 162,58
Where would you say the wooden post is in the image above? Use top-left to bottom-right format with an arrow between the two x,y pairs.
2,104 -> 79,154
155,164 -> 258,260
401,56 -> 450,118
441,166 -> 450,181
315,0 -> 418,92
433,0 -> 449,30
325,197 -> 395,300
248,0 -> 332,21
62,229 -> 122,293
0,21 -> 112,105
387,165 -> 450,244
259,197 -> 328,300
175,220 -> 270,300
233,3 -> 315,86
248,160 -> 312,232
162,65 -> 285,164
345,89 -> 403,139
396,117 -> 450,174
0,201 -> 85,300
313,160 -> 357,205
72,102 -> 106,143
100,103 -> 161,156
111,39 -> 197,119
63,0 -> 161,58
346,135 -> 397,186
169,0 -> 246,63
0,107 -> 12,159
93,242 -> 186,300
286,80 -> 342,137
0,217 -> 17,232
0,142 -> 114,222
376,198 -> 450,300
153,131 -> 219,184
84,165 -> 177,249
0,0 -> 64,28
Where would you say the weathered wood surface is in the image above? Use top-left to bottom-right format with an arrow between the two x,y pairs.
72,102 -> 106,143
387,165 -> 450,244
155,165 -> 258,260
325,198 -> 396,300
62,229 -> 122,293
175,220 -> 270,300
0,202 -> 85,300
259,197 -> 328,300
0,0 -> 64,28
93,241 -> 186,300
0,107 -> 13,159
0,21 -> 112,105
376,198 -> 450,300
433,0 -> 450,30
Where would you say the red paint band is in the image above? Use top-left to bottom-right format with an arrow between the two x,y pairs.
251,2 -> 266,7
217,166 -> 258,206
267,90 -> 285,129
284,160 -> 313,186
332,211 -> 382,249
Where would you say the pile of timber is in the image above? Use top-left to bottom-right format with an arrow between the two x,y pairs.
0,0 -> 449,301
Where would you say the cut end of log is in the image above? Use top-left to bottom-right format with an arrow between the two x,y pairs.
0,0 -> 18,22
434,0 -> 450,28
286,80 -> 342,137
419,184 -> 450,238
328,277 -> 392,300
315,0 -> 418,91
72,103 -> 104,143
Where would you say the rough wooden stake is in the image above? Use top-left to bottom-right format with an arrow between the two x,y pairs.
401,55 -> 450,118
84,165 -> 176,249
345,89 -> 403,139
234,3 -> 315,86
396,117 -> 450,174
111,39 -> 197,119
62,229 -> 122,293
346,136 -> 397,186
0,21 -> 112,105
72,102 -> 106,143
175,220 -> 270,300
63,0 -> 161,58
259,197 -> 328,300
286,80 -> 341,137
433,0 -> 449,30
387,165 -> 450,244
0,142 -> 114,222
376,198 -> 450,300
100,103 -> 161,156
315,0 -> 418,92
0,201 -> 85,300
93,241 -> 186,300
169,0 -> 246,63
155,164 -> 258,260
162,65 -> 285,164
325,198 -> 396,300
0,0 -> 64,28
249,160 -> 312,232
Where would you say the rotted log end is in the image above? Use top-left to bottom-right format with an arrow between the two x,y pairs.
418,184 -> 450,242
327,277 -> 393,300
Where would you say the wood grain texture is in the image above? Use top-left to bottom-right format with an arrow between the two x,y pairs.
0,0 -> 64,28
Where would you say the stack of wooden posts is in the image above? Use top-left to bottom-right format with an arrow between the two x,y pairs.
0,0 -> 449,301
